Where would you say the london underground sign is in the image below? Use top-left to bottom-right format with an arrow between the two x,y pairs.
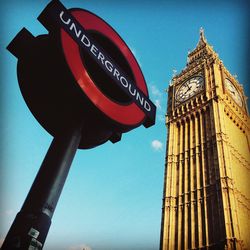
2,1 -> 156,249
7,0 -> 156,149
38,0 -> 156,127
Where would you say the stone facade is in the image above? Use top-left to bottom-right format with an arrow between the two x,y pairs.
160,29 -> 250,250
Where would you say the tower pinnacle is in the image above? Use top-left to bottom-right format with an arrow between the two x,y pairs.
186,28 -> 218,66
197,27 -> 207,47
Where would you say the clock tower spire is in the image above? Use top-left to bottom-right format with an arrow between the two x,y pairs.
197,27 -> 207,46
160,29 -> 250,249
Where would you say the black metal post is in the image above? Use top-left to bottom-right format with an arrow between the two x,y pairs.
1,121 -> 83,249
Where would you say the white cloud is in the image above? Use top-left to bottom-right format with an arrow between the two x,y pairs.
69,244 -> 92,250
151,85 -> 162,98
151,140 -> 163,151
154,99 -> 161,110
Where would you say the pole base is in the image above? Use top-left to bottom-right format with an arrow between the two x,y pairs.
1,211 -> 51,250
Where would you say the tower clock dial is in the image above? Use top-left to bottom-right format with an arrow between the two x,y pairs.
225,78 -> 243,107
175,76 -> 204,103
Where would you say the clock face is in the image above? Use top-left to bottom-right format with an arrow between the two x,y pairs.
175,76 -> 204,103
225,78 -> 243,107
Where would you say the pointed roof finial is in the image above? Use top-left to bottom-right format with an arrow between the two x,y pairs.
197,27 -> 207,46
200,27 -> 204,37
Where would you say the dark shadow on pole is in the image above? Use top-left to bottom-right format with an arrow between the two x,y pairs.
1,120 -> 83,249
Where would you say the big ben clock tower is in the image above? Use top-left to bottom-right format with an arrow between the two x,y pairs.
160,29 -> 250,250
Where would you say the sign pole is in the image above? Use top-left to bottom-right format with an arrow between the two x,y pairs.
1,120 -> 83,250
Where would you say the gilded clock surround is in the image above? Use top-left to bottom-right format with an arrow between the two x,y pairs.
160,29 -> 250,250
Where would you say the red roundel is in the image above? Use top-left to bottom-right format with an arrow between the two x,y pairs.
60,9 -> 148,127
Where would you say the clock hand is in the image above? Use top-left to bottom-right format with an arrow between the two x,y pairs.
183,88 -> 189,95
185,82 -> 191,90
186,84 -> 192,92
182,87 -> 191,97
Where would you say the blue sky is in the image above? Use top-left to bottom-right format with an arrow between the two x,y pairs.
0,1 -> 249,249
